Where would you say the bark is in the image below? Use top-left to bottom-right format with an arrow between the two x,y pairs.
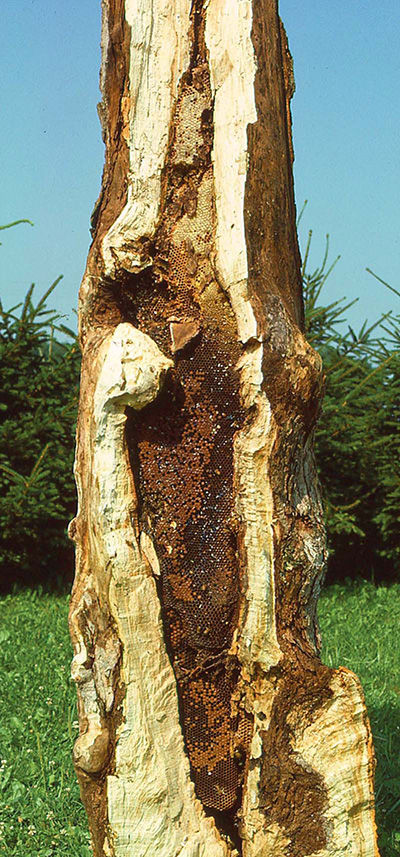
69,2 -> 379,855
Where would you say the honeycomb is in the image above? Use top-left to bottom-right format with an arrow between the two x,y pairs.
128,312 -> 253,811
125,46 -> 254,819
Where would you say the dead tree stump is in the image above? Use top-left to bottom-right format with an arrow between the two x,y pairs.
69,2 -> 379,855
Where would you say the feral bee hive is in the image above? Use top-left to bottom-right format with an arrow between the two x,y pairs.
69,1 -> 379,855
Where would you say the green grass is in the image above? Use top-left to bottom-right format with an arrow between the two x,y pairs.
0,582 -> 399,855
319,581 -> 400,856
0,589 -> 90,856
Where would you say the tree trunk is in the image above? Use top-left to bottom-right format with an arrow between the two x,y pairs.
69,2 -> 379,855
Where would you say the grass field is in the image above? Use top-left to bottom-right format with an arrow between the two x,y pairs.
0,582 -> 399,855
319,582 -> 400,855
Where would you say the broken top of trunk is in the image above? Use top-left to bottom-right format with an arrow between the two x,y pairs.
69,2 -> 379,855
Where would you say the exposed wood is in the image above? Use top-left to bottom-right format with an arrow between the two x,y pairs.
69,2 -> 379,855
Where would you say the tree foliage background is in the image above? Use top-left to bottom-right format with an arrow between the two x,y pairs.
304,234 -> 399,581
0,256 -> 80,590
0,225 -> 398,590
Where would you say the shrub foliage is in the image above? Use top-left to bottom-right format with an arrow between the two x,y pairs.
0,280 -> 80,588
303,234 -> 400,580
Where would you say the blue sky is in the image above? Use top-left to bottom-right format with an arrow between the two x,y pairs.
1,0 -> 399,332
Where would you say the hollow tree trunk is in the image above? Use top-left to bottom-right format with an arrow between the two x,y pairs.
69,2 -> 379,855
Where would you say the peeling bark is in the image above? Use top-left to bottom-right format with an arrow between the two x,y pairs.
69,2 -> 379,855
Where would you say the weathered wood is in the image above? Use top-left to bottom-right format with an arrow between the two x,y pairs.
69,2 -> 379,855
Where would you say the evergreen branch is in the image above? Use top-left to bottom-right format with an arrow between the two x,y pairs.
366,268 -> 400,299
35,276 -> 64,315
296,199 -> 308,227
339,352 -> 399,408
0,219 -> 34,231
0,463 -> 27,485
